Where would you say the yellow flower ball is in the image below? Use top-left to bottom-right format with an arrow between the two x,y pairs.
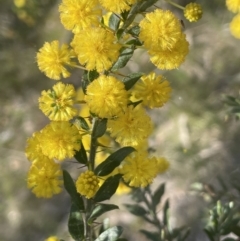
184,3 -> 203,22
226,0 -> 240,13
71,27 -> 121,73
139,9 -> 182,51
230,14 -> 240,39
76,170 -> 99,199
85,75 -> 128,118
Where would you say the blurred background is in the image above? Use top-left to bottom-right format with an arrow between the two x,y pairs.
1,0 -> 240,240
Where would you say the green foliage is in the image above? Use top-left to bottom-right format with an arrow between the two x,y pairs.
88,204 -> 119,224
63,170 -> 85,211
74,142 -> 88,165
94,226 -> 123,241
125,184 -> 190,241
111,47 -> 135,72
74,116 -> 90,131
95,146 -> 135,176
109,13 -> 121,31
68,203 -> 85,241
122,72 -> 143,90
92,118 -> 108,138
94,174 -> 122,202
224,95 -> 240,119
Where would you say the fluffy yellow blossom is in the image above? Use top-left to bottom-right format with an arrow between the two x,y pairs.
184,3 -> 203,22
36,41 -> 74,80
39,82 -> 77,121
59,0 -> 102,33
99,0 -> 137,14
85,75 -> 128,118
120,152 -> 158,187
45,236 -> 59,241
149,33 -> 189,70
107,105 -> 153,147
40,121 -> 81,161
27,158 -> 63,198
226,0 -> 240,13
71,28 -> 121,73
25,131 -> 46,162
139,9 -> 182,51
131,72 -> 172,108
230,14 -> 240,39
76,170 -> 99,199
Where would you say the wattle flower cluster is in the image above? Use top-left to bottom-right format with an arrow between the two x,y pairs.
139,9 -> 189,70
26,0 -> 203,199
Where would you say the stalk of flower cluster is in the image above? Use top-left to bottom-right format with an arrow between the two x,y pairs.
85,117 -> 101,240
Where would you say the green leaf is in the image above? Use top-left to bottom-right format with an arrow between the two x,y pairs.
74,116 -> 90,131
111,47 -> 134,71
140,230 -> 160,241
95,226 -> 123,241
74,142 -> 88,165
116,28 -> 125,40
63,170 -> 85,211
125,38 -> 142,46
203,229 -> 215,241
95,146 -> 135,176
109,13 -> 121,31
94,174 -> 122,202
82,71 -> 90,94
93,118 -> 107,138
152,183 -> 165,210
124,204 -> 148,217
163,199 -> 170,226
138,0 -> 158,12
88,69 -> 99,82
68,203 -> 84,241
116,239 -> 128,241
127,25 -> 140,36
122,72 -> 143,90
88,204 -> 119,223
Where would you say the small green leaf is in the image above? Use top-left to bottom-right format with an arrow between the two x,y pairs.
74,142 -> 88,165
109,13 -> 121,31
116,28 -> 125,40
82,71 -> 90,94
93,118 -> 107,138
88,204 -> 119,223
95,146 -> 135,176
68,203 -> 84,241
163,199 -> 170,226
88,69 -> 99,82
111,48 -> 134,71
140,230 -> 160,241
124,204 -> 148,216
138,0 -> 158,12
74,116 -> 90,131
127,25 -> 140,36
95,226 -> 123,241
63,170 -> 85,211
120,10 -> 129,20
152,183 -> 165,210
122,72 -> 143,90
125,38 -> 142,46
94,174 -> 122,202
